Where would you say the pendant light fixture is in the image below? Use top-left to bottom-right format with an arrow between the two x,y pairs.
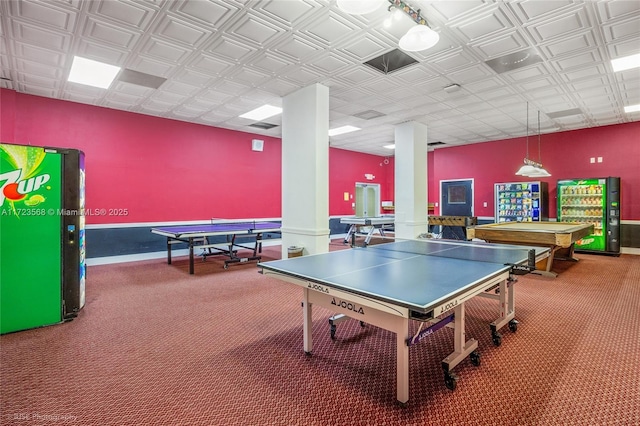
515,104 -> 551,177
337,0 -> 440,52
515,103 -> 535,175
531,110 -> 551,177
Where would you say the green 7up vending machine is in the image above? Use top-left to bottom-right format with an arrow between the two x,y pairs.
1,143 -> 86,334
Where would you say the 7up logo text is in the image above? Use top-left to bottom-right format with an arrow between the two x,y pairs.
1,169 -> 51,206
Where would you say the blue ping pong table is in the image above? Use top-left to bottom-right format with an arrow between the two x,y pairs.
151,221 -> 281,274
340,216 -> 395,247
258,239 -> 549,404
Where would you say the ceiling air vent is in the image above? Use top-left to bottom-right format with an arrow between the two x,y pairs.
364,49 -> 418,75
353,110 -> 385,120
249,122 -> 278,130
485,48 -> 542,74
117,69 -> 167,89
546,108 -> 583,118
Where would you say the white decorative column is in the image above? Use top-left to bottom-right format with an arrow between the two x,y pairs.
394,121 -> 428,240
281,83 -> 330,257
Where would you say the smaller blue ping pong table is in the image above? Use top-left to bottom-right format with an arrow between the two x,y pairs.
258,238 -> 549,404
151,220 -> 281,274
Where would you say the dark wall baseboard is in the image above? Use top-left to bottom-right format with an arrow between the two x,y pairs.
86,219 -> 639,259
87,218 -> 352,259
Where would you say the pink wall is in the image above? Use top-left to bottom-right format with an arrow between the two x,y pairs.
429,122 -> 639,220
2,89 -> 638,223
1,89 -> 385,224
329,149 -> 393,215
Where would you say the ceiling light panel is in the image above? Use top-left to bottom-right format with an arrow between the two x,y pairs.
239,104 -> 283,121
611,53 -> 640,72
329,125 -> 361,136
68,56 -> 120,88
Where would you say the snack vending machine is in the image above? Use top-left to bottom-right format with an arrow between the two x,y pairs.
1,143 -> 86,334
557,177 -> 620,255
495,181 -> 548,222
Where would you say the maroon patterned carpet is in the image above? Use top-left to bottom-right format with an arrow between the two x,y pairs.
1,242 -> 639,425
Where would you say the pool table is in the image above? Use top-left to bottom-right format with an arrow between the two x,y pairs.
466,221 -> 594,277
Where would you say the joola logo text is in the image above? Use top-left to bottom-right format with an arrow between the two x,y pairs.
331,298 -> 365,315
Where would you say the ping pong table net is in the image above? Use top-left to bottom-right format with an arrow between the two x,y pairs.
365,239 -> 537,271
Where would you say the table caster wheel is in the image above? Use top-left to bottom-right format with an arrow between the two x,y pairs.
508,319 -> 519,332
470,351 -> 481,367
359,321 -> 365,328
444,373 -> 457,391
304,351 -> 312,357
492,332 -> 502,346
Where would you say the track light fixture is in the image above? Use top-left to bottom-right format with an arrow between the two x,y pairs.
337,0 -> 440,52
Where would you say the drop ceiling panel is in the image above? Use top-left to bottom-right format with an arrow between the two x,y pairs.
9,0 -> 77,31
550,50 -> 605,73
596,0 -> 640,21
170,0 -> 239,28
226,13 -> 284,47
0,0 -> 637,155
539,31 -> 597,57
472,31 -> 530,58
88,0 -> 156,29
451,6 -> 515,43
524,9 -> 591,43
428,1 -> 492,23
602,15 -> 640,43
303,12 -> 360,45
259,0 -> 318,25
152,15 -> 212,48
509,0 -> 578,22
340,35 -> 390,61
75,39 -> 129,64
9,20 -> 71,51
141,37 -> 192,63
82,17 -> 142,50
13,42 -> 66,67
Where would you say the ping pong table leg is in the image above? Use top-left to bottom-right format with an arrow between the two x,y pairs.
531,247 -> 558,277
364,227 -> 375,246
344,225 -> 356,245
303,288 -> 313,355
396,317 -> 410,404
167,238 -> 172,265
490,278 -> 519,345
188,237 -> 194,275
441,303 -> 479,390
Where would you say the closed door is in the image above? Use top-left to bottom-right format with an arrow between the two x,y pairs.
441,179 -> 473,216
440,179 -> 473,239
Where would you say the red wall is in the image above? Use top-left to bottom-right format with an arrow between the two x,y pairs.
2,89 -> 638,223
1,90 -> 386,224
430,122 -> 639,220
329,149 -> 393,215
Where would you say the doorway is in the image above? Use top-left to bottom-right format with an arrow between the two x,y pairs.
439,179 -> 473,239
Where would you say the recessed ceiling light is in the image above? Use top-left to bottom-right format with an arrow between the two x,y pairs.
239,105 -> 282,121
68,56 -> 120,89
384,144 -> 395,149
611,53 -> 640,72
624,104 -> 640,113
328,125 -> 361,136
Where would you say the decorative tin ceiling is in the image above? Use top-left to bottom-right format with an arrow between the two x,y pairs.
1,0 -> 639,155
